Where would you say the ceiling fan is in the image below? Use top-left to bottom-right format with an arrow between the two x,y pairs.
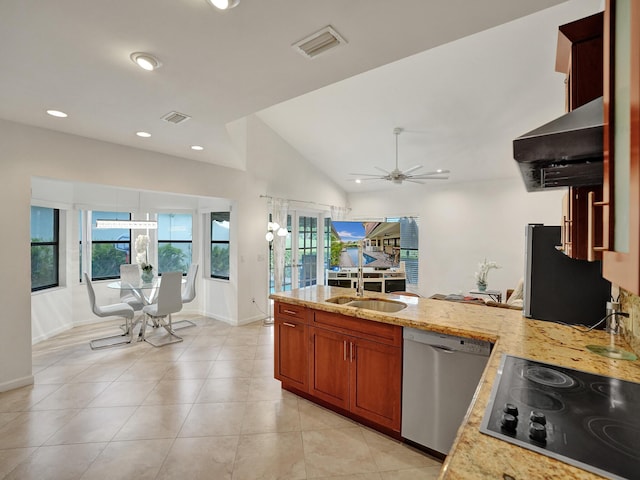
350,127 -> 450,184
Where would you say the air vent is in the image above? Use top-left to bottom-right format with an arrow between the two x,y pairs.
161,111 -> 191,124
292,26 -> 347,59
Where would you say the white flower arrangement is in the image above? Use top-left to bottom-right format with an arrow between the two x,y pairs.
474,259 -> 500,285
135,234 -> 153,272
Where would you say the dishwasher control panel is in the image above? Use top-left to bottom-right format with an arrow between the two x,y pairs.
403,328 -> 492,356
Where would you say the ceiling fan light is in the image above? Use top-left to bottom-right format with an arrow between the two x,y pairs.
265,231 -> 274,242
277,227 -> 288,237
206,0 -> 239,10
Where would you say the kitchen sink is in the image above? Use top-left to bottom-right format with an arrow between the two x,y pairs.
325,296 -> 407,313
325,296 -> 356,305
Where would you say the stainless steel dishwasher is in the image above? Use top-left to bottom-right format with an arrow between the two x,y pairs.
402,327 -> 492,455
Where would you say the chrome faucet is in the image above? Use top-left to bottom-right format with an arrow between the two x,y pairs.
356,240 -> 364,297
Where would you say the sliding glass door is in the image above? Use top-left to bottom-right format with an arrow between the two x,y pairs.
270,211 -> 326,292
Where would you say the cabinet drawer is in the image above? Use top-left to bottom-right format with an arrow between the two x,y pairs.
274,302 -> 309,323
313,310 -> 401,347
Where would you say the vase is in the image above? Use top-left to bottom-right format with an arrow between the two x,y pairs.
141,270 -> 153,284
476,281 -> 487,292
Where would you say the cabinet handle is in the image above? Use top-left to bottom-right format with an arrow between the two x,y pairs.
587,192 -> 608,261
343,340 -> 347,361
283,309 -> 297,316
350,342 -> 354,362
563,216 -> 572,247
282,322 -> 296,328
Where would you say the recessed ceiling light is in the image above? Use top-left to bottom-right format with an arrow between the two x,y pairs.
206,0 -> 239,10
191,145 -> 204,151
46,109 -> 68,118
355,178 -> 362,184
136,131 -> 152,138
130,52 -> 162,71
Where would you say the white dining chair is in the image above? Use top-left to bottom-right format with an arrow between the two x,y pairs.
84,273 -> 136,350
118,264 -> 146,332
141,271 -> 184,346
173,263 -> 199,330
182,263 -> 199,304
119,264 -> 145,311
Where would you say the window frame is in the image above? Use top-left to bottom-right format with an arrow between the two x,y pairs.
31,206 -> 60,292
210,211 -> 230,280
157,213 -> 193,275
90,211 -> 132,281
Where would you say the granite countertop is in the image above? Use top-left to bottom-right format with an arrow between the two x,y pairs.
270,286 -> 640,480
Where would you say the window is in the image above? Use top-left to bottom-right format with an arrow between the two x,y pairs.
31,206 -> 59,291
323,217 -> 331,273
91,211 -> 130,280
210,212 -> 230,279
158,213 -> 192,275
79,211 -> 83,281
387,216 -> 419,285
297,215 -> 318,287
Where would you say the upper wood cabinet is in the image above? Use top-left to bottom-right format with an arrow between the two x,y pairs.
556,11 -> 604,110
555,12 -> 605,261
602,0 -> 640,294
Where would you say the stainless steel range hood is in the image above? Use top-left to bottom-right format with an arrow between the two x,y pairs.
513,97 -> 603,191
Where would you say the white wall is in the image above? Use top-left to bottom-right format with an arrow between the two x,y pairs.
348,177 -> 565,298
0,115 -> 347,391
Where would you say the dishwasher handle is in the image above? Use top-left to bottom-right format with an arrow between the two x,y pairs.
429,344 -> 456,353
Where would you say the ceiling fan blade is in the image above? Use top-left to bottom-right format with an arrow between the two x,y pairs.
409,175 -> 449,180
413,169 -> 450,176
349,173 -> 387,177
404,179 -> 425,184
375,166 -> 391,175
347,178 -> 384,183
402,165 -> 423,175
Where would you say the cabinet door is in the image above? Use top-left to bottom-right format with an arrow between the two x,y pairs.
350,338 -> 402,432
309,327 -> 350,410
274,318 -> 308,391
602,0 -> 640,293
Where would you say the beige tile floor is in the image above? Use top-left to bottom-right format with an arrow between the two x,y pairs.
0,315 -> 442,479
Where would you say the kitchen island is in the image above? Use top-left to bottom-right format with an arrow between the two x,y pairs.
270,286 -> 640,480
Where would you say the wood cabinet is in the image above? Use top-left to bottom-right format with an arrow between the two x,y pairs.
274,302 -> 309,392
309,326 -> 350,408
602,0 -> 640,293
560,186 -> 604,259
309,310 -> 402,432
274,300 -> 402,434
556,12 -> 604,111
556,12 -> 605,261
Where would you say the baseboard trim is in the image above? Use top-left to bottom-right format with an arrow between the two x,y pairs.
0,375 -> 34,393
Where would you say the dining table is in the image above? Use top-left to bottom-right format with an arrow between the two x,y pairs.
108,276 -> 186,340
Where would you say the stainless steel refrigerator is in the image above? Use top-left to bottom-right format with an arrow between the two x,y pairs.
524,224 -> 611,328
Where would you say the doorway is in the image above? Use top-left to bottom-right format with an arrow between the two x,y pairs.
269,211 -> 328,293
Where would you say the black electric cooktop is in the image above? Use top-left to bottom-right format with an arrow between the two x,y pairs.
480,354 -> 640,480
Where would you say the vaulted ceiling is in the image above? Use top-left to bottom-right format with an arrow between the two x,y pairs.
1,0 -> 602,192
